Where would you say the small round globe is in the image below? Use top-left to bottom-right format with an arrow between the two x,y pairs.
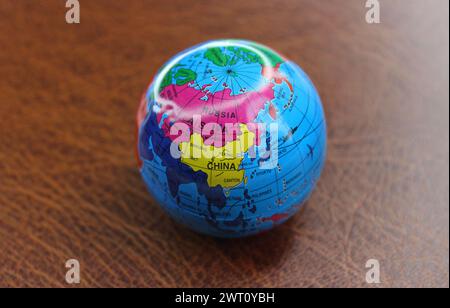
137,40 -> 326,237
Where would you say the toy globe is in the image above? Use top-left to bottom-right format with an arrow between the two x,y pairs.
137,39 -> 326,238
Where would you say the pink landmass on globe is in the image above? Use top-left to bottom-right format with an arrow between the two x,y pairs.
156,83 -> 275,145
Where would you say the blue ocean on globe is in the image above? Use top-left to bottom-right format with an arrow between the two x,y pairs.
137,39 -> 327,237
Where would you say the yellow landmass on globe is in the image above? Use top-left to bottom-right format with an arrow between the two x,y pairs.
180,124 -> 255,188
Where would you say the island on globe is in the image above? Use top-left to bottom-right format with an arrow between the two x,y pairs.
137,39 -> 327,238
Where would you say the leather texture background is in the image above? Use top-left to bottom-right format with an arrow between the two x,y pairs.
0,0 -> 448,287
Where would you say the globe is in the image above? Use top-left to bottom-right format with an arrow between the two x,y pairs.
137,39 -> 327,238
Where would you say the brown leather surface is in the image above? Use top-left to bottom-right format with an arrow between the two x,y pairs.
0,0 -> 448,288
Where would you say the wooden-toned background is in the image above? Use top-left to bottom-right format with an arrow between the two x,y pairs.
0,0 -> 448,288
